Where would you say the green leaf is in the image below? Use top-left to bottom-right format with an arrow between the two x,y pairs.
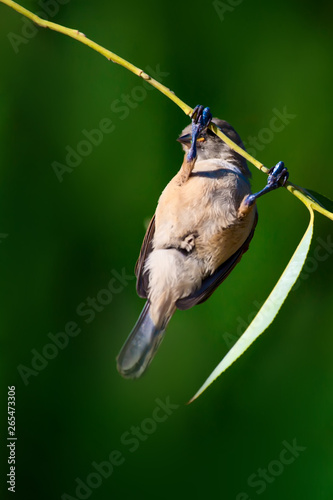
189,207 -> 315,403
304,188 -> 333,214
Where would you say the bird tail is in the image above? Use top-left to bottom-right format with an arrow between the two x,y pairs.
117,302 -> 168,379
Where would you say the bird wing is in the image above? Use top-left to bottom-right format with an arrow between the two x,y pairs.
175,212 -> 258,310
135,214 -> 156,298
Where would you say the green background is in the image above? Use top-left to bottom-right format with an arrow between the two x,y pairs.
1,0 -> 333,499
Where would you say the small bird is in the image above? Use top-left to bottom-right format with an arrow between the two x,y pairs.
117,106 -> 288,378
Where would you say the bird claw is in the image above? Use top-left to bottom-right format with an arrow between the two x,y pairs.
191,105 -> 212,129
241,161 -> 289,209
268,161 -> 289,188
180,233 -> 197,253
187,105 -> 212,162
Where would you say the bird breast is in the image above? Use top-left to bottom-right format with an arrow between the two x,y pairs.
153,158 -> 256,273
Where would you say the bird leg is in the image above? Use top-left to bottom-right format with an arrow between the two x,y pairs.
180,233 -> 198,253
187,105 -> 213,162
177,105 -> 212,185
239,161 -> 289,217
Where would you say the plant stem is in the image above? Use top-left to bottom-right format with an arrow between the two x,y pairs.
1,0 -> 332,221
287,183 -> 333,221
0,0 -> 267,173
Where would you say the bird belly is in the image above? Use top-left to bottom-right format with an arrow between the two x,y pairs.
154,164 -> 255,274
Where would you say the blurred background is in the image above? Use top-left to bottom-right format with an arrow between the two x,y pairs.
1,0 -> 333,498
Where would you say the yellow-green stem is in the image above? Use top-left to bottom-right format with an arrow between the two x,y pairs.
0,0 -> 268,175
1,0 -> 332,221
287,183 -> 333,221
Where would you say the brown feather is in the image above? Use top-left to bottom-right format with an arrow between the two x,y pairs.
135,215 -> 156,298
175,211 -> 258,310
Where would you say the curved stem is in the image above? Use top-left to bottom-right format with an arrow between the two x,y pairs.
0,0 -> 270,175
1,0 -> 193,115
287,183 -> 333,221
1,0 -> 332,221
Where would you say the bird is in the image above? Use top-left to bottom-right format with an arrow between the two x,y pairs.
117,106 -> 288,379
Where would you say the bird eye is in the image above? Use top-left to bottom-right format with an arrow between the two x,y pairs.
197,137 -> 206,143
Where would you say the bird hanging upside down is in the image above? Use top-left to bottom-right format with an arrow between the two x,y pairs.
117,106 -> 288,379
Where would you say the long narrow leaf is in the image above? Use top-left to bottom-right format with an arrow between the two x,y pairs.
190,207 -> 315,403
304,188 -> 333,214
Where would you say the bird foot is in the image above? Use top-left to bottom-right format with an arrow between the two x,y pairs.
187,105 -> 212,162
180,233 -> 197,253
243,161 -> 289,208
267,161 -> 289,188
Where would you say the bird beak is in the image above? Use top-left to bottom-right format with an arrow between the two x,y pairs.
177,134 -> 205,145
177,133 -> 192,146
